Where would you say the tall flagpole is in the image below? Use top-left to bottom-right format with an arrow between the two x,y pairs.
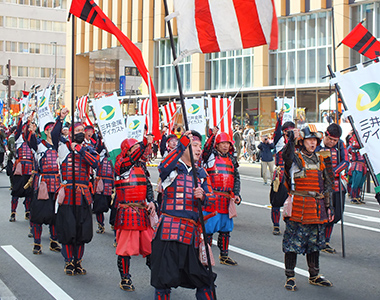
70,13 -> 76,209
163,1 -> 216,297
331,3 -> 345,258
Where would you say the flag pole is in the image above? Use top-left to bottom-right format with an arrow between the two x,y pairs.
331,3 -> 346,258
163,0 -> 216,297
70,14 -> 76,209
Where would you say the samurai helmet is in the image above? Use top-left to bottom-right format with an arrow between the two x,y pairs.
215,132 -> 234,146
120,138 -> 138,152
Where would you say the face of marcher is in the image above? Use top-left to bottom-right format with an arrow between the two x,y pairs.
303,138 -> 317,153
45,127 -> 52,139
85,129 -> 94,140
323,135 -> 339,148
216,141 -> 230,155
62,128 -> 69,136
74,125 -> 84,134
191,140 -> 202,162
168,138 -> 178,150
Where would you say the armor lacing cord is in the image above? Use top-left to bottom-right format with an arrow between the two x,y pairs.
284,252 -> 297,278
118,202 -> 147,215
306,251 -> 320,277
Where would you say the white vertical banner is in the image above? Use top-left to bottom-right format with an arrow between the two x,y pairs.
37,87 -> 54,132
93,92 -> 128,165
330,62 -> 380,192
275,96 -> 295,124
184,97 -> 206,135
125,115 -> 145,141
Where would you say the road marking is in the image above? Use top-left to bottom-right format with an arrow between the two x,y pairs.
344,212 -> 380,223
338,222 -> 380,233
1,245 -> 73,300
212,240 -> 309,277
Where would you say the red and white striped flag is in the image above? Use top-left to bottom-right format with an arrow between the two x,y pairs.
77,95 -> 93,127
172,0 -> 278,60
208,96 -> 234,138
138,98 -> 151,133
161,101 -> 177,132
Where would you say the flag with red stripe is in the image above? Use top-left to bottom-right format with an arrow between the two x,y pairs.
341,23 -> 380,59
207,96 -> 234,138
69,0 -> 160,139
160,101 -> 177,132
77,95 -> 93,127
173,0 -> 278,59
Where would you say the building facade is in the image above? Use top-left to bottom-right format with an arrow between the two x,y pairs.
66,0 -> 380,130
0,0 -> 67,107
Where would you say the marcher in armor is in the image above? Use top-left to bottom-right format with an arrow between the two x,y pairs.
93,137 -> 114,234
202,127 -> 241,266
9,115 -> 35,222
25,121 -> 62,255
84,125 -> 96,147
316,123 -> 349,254
114,136 -> 156,291
52,108 -> 99,276
160,129 -> 178,158
270,111 -> 295,235
282,126 -> 334,291
347,135 -> 367,204
151,130 -> 216,300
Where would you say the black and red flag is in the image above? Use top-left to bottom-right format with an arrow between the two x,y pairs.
341,22 -> 380,59
69,0 -> 160,140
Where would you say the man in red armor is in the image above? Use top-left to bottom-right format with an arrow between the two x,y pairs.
9,115 -> 35,222
26,121 -> 62,255
202,128 -> 241,266
316,123 -> 349,254
151,130 -> 216,300
114,136 -> 156,292
52,108 -> 99,276
282,126 -> 333,291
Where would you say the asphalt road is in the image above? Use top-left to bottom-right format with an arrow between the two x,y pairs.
0,160 -> 380,300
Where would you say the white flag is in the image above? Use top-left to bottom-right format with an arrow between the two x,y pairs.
37,87 -> 54,132
184,97 -> 206,136
330,62 -> 380,190
207,96 -> 234,138
125,115 -> 145,141
275,97 -> 295,124
93,92 -> 128,165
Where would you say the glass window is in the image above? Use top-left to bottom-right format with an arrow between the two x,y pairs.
42,20 -> 52,31
29,67 -> 40,77
18,0 -> 30,4
297,50 -> 306,84
307,14 -> 316,47
57,45 -> 65,55
278,19 -> 286,51
58,68 -> 65,78
0,65 -> 3,76
41,67 -> 51,77
317,48 -> 327,81
6,17 -> 18,28
0,41 -> 3,51
377,3 -> 380,38
6,41 -> 17,52
307,49 -> 316,83
317,12 -> 327,46
278,52 -> 286,85
0,16 -> 3,27
30,19 -> 41,30
19,18 -> 30,29
18,42 -> 29,53
288,17 -> 295,50
30,43 -> 40,54
18,66 -> 28,77
297,16 -> 306,48
11,66 -> 17,76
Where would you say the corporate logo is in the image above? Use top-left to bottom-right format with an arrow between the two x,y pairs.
38,96 -> 46,108
99,105 -> 116,120
129,119 -> 141,130
283,102 -> 291,113
187,103 -> 200,115
356,82 -> 380,112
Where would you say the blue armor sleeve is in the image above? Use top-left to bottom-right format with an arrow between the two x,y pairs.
273,115 -> 283,146
51,118 -> 62,151
159,135 -> 190,181
334,140 -> 349,175
25,131 -> 38,152
78,145 -> 99,169
14,118 -> 23,141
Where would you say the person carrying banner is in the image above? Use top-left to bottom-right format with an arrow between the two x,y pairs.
25,120 -> 62,255
52,108 -> 99,276
9,115 -> 35,223
114,135 -> 156,292
316,123 -> 349,254
151,130 -> 216,300
270,111 -> 295,235
93,137 -> 114,234
347,135 -> 367,204
202,127 -> 241,266
282,126 -> 334,291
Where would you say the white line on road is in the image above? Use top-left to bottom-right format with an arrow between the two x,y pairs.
1,245 -> 73,300
212,240 -> 309,277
